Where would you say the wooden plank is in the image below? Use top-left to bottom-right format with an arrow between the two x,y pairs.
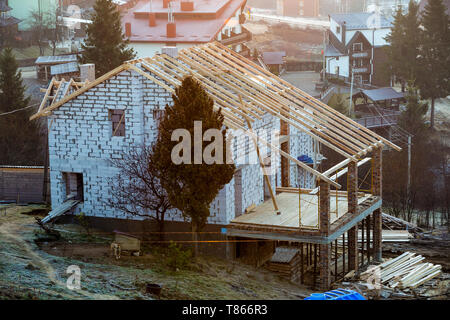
240,127 -> 341,188
37,77 -> 56,113
309,158 -> 371,194
238,98 -> 279,213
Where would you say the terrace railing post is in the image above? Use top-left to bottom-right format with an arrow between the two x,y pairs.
347,161 -> 359,271
373,147 -> 383,262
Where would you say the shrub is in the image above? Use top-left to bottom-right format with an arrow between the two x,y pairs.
167,241 -> 191,271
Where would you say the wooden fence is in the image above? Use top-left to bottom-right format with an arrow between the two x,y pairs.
0,166 -> 48,204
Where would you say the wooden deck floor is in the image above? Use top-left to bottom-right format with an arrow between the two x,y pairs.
231,192 -> 372,230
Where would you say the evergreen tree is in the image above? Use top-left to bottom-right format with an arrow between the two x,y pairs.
0,48 -> 43,165
153,77 -> 235,255
398,83 -> 429,135
385,2 -> 421,91
79,0 -> 136,77
417,0 -> 450,129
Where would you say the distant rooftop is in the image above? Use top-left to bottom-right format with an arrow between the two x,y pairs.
35,55 -> 78,65
51,62 -> 79,76
330,12 -> 393,30
122,0 -> 246,43
354,87 -> 405,102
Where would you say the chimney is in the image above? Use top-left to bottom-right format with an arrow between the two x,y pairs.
80,64 -> 95,82
167,22 -> 176,38
163,0 -> 171,8
180,1 -> 194,11
167,0 -> 175,38
125,22 -> 132,38
149,12 -> 156,26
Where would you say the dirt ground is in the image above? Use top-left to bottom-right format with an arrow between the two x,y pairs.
0,205 -> 314,300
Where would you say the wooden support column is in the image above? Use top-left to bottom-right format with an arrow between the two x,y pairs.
280,119 -> 290,187
373,147 -> 383,261
319,179 -> 331,289
347,161 -> 359,271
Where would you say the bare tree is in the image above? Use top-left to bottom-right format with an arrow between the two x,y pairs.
29,9 -> 47,56
47,6 -> 65,56
29,6 -> 64,56
108,144 -> 172,240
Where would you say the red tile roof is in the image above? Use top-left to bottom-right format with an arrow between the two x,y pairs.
122,0 -> 246,43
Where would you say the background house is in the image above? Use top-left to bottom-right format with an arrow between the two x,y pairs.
0,0 -> 21,48
325,12 -> 393,87
120,0 -> 252,58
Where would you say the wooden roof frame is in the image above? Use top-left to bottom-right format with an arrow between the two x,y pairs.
30,42 -> 401,188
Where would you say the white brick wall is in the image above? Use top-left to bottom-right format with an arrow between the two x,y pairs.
48,65 -> 315,226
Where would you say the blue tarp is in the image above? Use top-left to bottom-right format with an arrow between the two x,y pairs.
298,155 -> 314,164
304,289 -> 366,300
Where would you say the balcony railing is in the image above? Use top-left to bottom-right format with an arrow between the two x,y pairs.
356,114 -> 400,128
352,51 -> 369,58
352,67 -> 369,74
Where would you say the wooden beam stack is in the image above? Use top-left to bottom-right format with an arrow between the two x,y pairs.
361,252 -> 442,289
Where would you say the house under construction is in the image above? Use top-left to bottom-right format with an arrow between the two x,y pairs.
32,42 -> 401,290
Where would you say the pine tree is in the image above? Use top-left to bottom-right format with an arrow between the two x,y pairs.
417,0 -> 450,129
385,2 -> 421,91
0,48 -> 43,165
398,83 -> 429,135
153,76 -> 235,256
79,0 -> 136,77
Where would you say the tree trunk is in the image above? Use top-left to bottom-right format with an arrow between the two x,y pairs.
158,218 -> 164,242
192,221 -> 199,257
430,97 -> 435,129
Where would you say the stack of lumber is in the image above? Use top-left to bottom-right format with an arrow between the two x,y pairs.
382,213 -> 424,233
336,230 -> 412,244
266,247 -> 302,283
361,252 -> 442,289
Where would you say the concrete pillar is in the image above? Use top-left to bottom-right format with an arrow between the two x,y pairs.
347,161 -> 359,271
280,119 -> 290,187
373,147 -> 383,261
319,179 -> 331,289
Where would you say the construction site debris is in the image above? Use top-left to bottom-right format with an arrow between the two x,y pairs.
360,252 -> 442,290
382,213 -> 424,234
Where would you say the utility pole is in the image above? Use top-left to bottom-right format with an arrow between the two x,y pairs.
349,70 -> 354,117
407,134 -> 412,199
